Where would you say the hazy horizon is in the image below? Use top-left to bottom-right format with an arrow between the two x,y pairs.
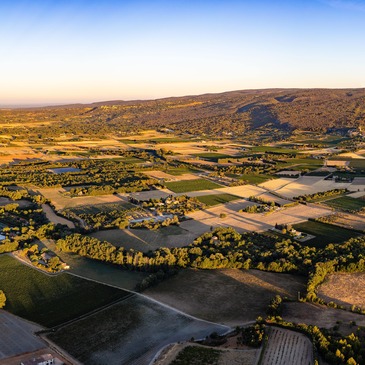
1,0 -> 365,104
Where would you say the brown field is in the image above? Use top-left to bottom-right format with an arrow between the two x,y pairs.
260,326 -> 313,365
283,302 -> 365,335
42,204 -> 75,228
317,272 -> 365,308
35,187 -> 129,210
144,269 -> 306,326
321,212 -> 365,231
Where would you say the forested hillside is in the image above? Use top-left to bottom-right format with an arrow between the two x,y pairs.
1,88 -> 365,138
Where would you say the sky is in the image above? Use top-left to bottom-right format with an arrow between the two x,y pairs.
1,0 -> 365,105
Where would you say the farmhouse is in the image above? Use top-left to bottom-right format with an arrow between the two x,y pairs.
20,353 -> 54,365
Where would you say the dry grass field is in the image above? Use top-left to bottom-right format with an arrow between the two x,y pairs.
317,272 -> 365,308
144,269 -> 306,326
260,327 -> 313,365
283,302 -> 365,335
322,212 -> 365,231
35,187 -> 129,210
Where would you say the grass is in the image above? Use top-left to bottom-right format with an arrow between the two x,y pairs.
166,166 -> 202,176
165,179 -> 222,193
197,193 -> 240,206
323,196 -> 365,212
293,220 -> 361,247
239,174 -> 277,184
349,159 -> 365,170
170,346 -> 221,365
0,255 -> 129,327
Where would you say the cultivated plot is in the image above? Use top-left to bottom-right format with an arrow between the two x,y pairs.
144,269 -> 306,326
260,327 -> 313,365
48,295 -> 228,365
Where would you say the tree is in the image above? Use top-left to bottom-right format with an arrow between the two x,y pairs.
0,290 -> 6,308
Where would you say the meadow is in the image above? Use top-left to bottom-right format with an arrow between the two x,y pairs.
293,220 -> 361,247
323,196 -> 365,212
165,179 -> 222,193
0,255 -> 129,327
196,193 -> 240,206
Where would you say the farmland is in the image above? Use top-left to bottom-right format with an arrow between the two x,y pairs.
260,327 -> 313,365
293,220 -> 361,247
3,90 -> 365,364
0,255 -> 129,327
47,295 -> 228,365
165,179 -> 223,193
323,196 -> 365,212
144,269 -> 306,326
196,193 -> 240,206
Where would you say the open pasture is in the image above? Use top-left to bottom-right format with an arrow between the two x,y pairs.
196,193 -> 240,206
260,327 -> 313,365
165,179 -> 223,193
239,174 -> 277,184
323,196 -> 365,212
0,255 -> 128,327
293,220 -> 361,247
144,269 -> 306,326
317,272 -> 365,308
48,294 -> 228,365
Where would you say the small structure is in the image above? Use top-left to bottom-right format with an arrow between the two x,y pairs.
20,354 -> 54,365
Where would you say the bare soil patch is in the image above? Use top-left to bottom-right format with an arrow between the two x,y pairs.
283,302 -> 365,335
144,269 -> 306,326
317,272 -> 365,308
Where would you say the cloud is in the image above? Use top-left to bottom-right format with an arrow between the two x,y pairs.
322,0 -> 365,11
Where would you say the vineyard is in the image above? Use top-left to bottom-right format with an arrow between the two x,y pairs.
260,327 -> 313,365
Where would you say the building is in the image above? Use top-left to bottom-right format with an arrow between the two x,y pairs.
20,354 -> 54,365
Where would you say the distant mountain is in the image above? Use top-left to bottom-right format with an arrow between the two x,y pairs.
2,88 -> 365,136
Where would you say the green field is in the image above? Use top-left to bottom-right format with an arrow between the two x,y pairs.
165,179 -> 222,193
239,174 -> 277,184
323,196 -> 365,212
349,159 -> 365,170
0,255 -> 129,327
197,193 -> 240,206
166,166 -> 202,176
293,221 -> 361,247
171,346 -> 221,365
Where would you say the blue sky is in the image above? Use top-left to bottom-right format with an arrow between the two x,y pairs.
1,0 -> 364,104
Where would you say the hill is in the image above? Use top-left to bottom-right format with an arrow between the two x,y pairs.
1,88 -> 365,139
